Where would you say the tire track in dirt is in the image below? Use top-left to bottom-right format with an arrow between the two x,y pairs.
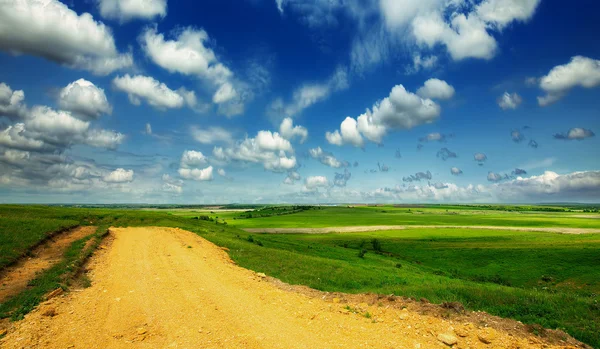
0,227 -> 586,348
0,226 -> 97,303
243,225 -> 600,235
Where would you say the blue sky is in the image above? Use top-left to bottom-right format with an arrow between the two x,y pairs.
0,0 -> 599,204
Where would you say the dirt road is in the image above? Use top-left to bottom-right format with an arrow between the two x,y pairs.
0,227 -> 583,348
0,226 -> 96,302
244,225 -> 600,235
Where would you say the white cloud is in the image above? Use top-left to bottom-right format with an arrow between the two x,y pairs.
162,182 -> 183,194
327,84 -> 440,147
283,171 -> 301,185
59,79 -> 112,119
191,126 -> 233,145
97,0 -> 167,22
103,168 -> 134,183
178,166 -> 214,181
212,130 -> 297,173
498,91 -> 522,110
451,167 -> 463,175
85,129 -> 125,150
407,54 -> 438,74
113,74 -> 197,110
140,27 -> 245,115
494,171 -> 600,202
180,150 -> 207,168
217,168 -> 226,177
268,66 -> 348,118
417,79 -> 455,100
304,176 -> 329,190
476,0 -> 542,29
538,56 -> 600,106
0,82 -> 26,119
279,117 -> 308,143
554,128 -> 595,141
0,0 -> 132,75
145,123 -> 152,135
309,147 -> 347,168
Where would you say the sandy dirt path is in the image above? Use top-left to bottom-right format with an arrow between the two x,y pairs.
0,227 -> 584,349
0,226 -> 97,302
244,225 -> 600,235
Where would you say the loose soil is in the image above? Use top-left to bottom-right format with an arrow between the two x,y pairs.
0,226 -> 97,303
244,225 -> 600,235
0,227 -> 588,348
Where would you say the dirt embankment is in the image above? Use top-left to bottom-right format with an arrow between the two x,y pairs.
0,226 -> 97,303
0,227 -> 587,348
244,225 -> 600,235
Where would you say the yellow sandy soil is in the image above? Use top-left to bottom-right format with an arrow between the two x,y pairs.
0,227 -> 584,349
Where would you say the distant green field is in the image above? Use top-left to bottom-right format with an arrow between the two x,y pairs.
168,205 -> 600,229
0,204 -> 599,347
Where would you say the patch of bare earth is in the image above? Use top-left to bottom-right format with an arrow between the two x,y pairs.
244,225 -> 600,234
0,227 -> 588,349
0,226 -> 97,303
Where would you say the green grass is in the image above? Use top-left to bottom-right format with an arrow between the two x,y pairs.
167,206 -> 600,230
0,204 -> 598,347
0,217 -> 79,269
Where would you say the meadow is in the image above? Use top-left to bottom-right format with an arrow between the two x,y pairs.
0,204 -> 599,346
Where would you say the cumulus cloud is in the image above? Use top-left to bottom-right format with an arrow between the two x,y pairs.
178,166 -> 214,181
538,56 -> 600,106
180,150 -> 207,168
416,79 -> 455,100
0,0 -> 133,75
191,126 -> 233,145
213,130 -> 297,173
0,82 -> 26,119
437,147 -> 457,161
308,146 -> 348,168
326,84 -> 440,147
451,167 -> 463,175
494,171 -> 600,202
333,169 -> 351,187
268,66 -> 348,119
420,132 -> 449,143
498,92 -> 522,110
553,128 -> 595,141
279,117 -> 308,143
406,54 -> 438,74
97,0 -> 167,22
474,153 -> 488,164
113,74 -> 195,110
403,170 -> 432,182
103,168 -> 134,183
304,175 -> 329,190
512,168 -> 527,175
144,123 -> 152,135
140,26 -> 246,116
487,171 -> 510,182
59,79 -> 111,120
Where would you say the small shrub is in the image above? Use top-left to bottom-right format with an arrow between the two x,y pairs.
371,239 -> 382,252
247,235 -> 254,243
357,249 -> 367,258
256,240 -> 264,247
395,263 -> 402,268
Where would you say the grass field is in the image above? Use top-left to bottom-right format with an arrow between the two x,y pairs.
0,204 -> 599,347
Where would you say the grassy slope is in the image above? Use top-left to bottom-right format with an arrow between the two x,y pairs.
0,205 -> 598,347
168,206 -> 600,229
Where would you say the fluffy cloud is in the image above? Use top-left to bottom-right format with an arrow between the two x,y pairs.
191,126 -> 233,145
308,147 -> 348,168
113,74 -> 190,110
103,168 -> 134,183
97,0 -> 167,22
406,54 -> 438,74
180,150 -> 207,168
420,132 -> 448,142
283,171 -> 301,185
179,166 -> 214,181
333,169 -> 351,187
416,79 -> 455,100
268,66 -> 348,119
279,117 -> 308,143
498,92 -> 522,110
140,27 -> 244,115
0,82 -> 26,119
487,171 -> 510,182
213,130 -> 297,173
538,56 -> 600,106
494,171 -> 600,202
0,0 -> 132,75
451,167 -> 463,175
59,79 -> 111,120
326,84 -> 440,147
304,176 -> 329,190
553,128 -> 595,141
474,153 -> 487,164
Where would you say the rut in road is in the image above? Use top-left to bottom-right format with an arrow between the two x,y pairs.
0,227 -> 585,349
